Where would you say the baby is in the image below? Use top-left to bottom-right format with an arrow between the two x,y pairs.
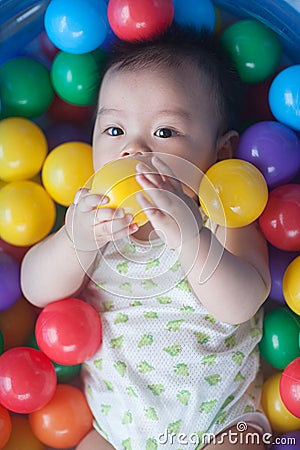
21,25 -> 271,449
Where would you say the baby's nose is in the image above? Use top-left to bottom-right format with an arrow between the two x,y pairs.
120,140 -> 152,157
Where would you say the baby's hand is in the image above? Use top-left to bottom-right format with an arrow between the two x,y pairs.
136,156 -> 203,250
65,189 -> 138,252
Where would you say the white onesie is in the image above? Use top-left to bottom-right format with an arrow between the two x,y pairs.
81,226 -> 269,449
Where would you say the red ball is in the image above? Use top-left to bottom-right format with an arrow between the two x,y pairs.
108,0 -> 174,41
47,94 -> 94,125
280,357 -> 300,418
35,298 -> 102,365
259,184 -> 300,251
0,347 -> 56,413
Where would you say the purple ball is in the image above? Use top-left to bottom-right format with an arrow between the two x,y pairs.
268,245 -> 299,303
236,121 -> 300,189
272,430 -> 300,449
45,123 -> 92,151
0,252 -> 22,312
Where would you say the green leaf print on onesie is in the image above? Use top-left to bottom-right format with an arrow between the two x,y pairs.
144,407 -> 158,421
93,358 -> 102,370
201,354 -> 217,366
101,404 -> 111,416
114,313 -> 129,324
138,361 -> 155,373
194,331 -> 210,345
102,300 -> 114,311
166,319 -> 184,332
126,386 -> 139,398
176,390 -> 191,406
114,361 -> 127,377
180,305 -> 195,314
163,344 -> 182,356
147,384 -> 165,396
199,399 -> 217,414
110,335 -> 124,349
142,279 -> 158,290
168,419 -> 182,434
224,334 -> 236,348
176,278 -> 191,292
146,258 -> 160,269
156,296 -> 172,304
119,282 -> 132,293
146,438 -> 158,450
117,261 -> 129,274
232,351 -> 245,366
122,438 -> 132,450
122,411 -> 133,424
204,374 -> 222,386
138,334 -> 154,348
174,363 -> 189,376
144,311 -> 159,319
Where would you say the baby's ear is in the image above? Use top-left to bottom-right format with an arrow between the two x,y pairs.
216,130 -> 239,161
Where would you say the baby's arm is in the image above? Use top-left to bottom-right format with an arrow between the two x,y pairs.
21,190 -> 136,308
178,221 -> 271,325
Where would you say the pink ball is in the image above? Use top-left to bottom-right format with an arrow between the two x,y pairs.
280,357 -> 300,418
35,298 -> 102,365
108,0 -> 174,41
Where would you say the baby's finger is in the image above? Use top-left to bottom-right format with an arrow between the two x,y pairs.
94,214 -> 133,236
95,207 -> 125,222
77,193 -> 109,213
152,156 -> 183,192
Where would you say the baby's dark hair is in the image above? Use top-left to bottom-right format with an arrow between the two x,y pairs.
103,24 -> 244,132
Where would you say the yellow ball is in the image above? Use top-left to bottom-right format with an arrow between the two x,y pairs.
0,181 -> 55,246
91,158 -> 148,226
0,118 -> 47,182
283,256 -> 300,315
42,142 -> 94,206
261,372 -> 300,433
199,159 -> 268,227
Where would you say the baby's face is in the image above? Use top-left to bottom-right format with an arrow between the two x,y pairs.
93,65 -> 222,184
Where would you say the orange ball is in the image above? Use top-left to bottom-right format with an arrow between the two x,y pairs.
0,297 -> 37,350
0,404 -> 11,448
29,384 -> 93,448
2,415 -> 45,450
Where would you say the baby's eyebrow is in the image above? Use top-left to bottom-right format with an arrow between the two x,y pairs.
156,109 -> 192,121
97,107 -> 123,116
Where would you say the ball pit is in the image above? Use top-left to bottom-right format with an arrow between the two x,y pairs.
0,0 -> 300,449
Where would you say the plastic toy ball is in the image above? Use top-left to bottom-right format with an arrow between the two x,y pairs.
45,122 -> 91,151
47,94 -> 94,125
0,117 -> 47,182
0,57 -> 54,118
280,357 -> 300,418
0,347 -> 56,414
108,0 -> 174,41
173,0 -> 216,33
0,297 -> 37,351
282,256 -> 300,315
269,65 -> 300,131
259,184 -> 300,251
45,0 -> 108,54
91,157 -> 149,226
198,159 -> 268,228
261,372 -> 300,434
259,307 -> 300,370
42,142 -> 94,206
35,297 -> 102,365
0,404 -> 11,448
29,384 -> 93,448
272,431 -> 300,450
0,181 -> 55,246
221,20 -> 281,83
50,50 -> 103,106
268,245 -> 299,304
2,415 -> 45,450
236,121 -> 300,189
0,253 -> 21,312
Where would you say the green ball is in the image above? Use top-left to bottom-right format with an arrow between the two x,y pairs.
0,57 -> 54,118
221,20 -> 282,83
51,50 -> 105,106
259,307 -> 300,370
0,330 -> 4,355
52,361 -> 82,383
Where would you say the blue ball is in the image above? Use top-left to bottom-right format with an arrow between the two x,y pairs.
269,65 -> 300,131
172,0 -> 216,33
44,0 -> 109,54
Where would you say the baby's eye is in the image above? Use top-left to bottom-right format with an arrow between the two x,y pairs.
154,128 -> 176,138
105,127 -> 124,136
